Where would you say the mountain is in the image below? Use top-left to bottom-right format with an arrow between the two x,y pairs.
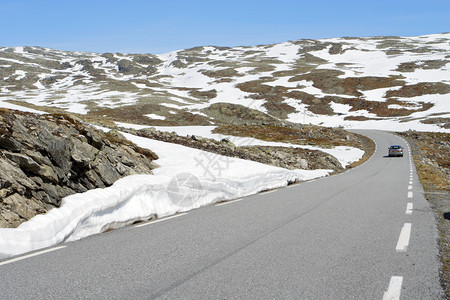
0,33 -> 449,131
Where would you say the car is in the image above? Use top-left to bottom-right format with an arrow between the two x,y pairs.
388,145 -> 404,157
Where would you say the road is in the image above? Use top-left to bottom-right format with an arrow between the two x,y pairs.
0,130 -> 444,299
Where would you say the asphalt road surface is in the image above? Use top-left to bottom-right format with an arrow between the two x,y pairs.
0,130 -> 444,299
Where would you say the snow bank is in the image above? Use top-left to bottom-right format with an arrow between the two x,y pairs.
0,133 -> 332,259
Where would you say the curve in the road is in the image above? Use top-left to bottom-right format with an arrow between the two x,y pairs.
0,130 -> 444,299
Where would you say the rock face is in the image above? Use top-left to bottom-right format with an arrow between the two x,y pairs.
202,103 -> 284,126
0,109 -> 158,228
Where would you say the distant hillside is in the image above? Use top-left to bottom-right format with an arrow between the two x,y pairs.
0,33 -> 449,131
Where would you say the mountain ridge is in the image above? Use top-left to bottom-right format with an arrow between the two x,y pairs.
0,33 -> 449,131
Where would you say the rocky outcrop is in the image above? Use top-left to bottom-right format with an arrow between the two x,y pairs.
202,103 -> 290,126
0,109 -> 158,228
121,126 -> 344,173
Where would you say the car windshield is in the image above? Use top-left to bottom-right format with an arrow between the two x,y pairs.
390,146 -> 401,149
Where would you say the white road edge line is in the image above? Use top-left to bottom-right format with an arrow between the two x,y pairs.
216,198 -> 244,207
409,181 -> 412,185
396,223 -> 412,252
260,189 -> 277,195
135,213 -> 187,228
406,203 -> 413,215
408,191 -> 413,198
0,245 -> 66,266
408,185 -> 413,190
383,276 -> 403,300
286,183 -> 299,188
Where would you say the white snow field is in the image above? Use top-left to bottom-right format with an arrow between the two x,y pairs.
0,131 -> 338,259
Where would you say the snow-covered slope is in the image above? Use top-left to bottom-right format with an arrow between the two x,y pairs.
0,33 -> 449,131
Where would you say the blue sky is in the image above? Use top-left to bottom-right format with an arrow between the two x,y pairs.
1,0 -> 449,54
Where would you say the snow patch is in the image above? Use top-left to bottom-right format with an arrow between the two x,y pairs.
0,100 -> 47,114
13,70 -> 27,80
145,113 -> 166,120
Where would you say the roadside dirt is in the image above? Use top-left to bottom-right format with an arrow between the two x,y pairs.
399,131 -> 450,297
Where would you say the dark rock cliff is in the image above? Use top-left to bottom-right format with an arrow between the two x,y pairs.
0,109 -> 158,228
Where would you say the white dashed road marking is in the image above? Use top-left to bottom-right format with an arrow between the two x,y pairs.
0,245 -> 66,266
216,198 -> 244,206
396,223 -> 412,252
408,191 -> 413,198
135,213 -> 187,228
406,203 -> 413,215
260,189 -> 277,195
383,276 -> 403,300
